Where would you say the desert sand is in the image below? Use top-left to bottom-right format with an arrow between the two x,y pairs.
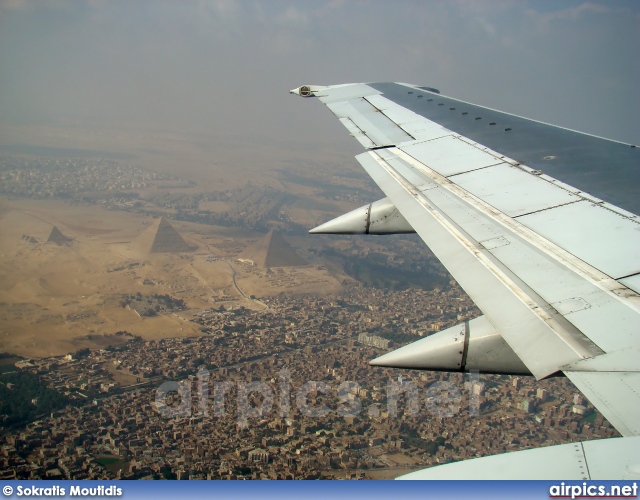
0,197 -> 342,358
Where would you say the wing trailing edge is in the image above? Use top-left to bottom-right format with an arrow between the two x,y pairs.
292,82 -> 640,476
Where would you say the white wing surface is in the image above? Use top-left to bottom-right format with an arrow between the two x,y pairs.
291,83 -> 640,476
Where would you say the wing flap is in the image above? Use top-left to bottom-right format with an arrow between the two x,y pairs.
375,149 -> 640,356
356,150 -> 594,379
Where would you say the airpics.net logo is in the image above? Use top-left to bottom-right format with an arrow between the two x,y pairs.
549,482 -> 638,499
153,367 -> 484,426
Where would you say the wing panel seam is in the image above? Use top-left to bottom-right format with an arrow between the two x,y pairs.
617,271 -> 640,281
364,95 -> 417,141
512,199 -> 583,219
340,117 -> 382,148
367,150 -> 602,364
579,442 -> 592,480
390,147 -> 640,313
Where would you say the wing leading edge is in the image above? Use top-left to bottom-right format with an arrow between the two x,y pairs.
291,82 -> 640,477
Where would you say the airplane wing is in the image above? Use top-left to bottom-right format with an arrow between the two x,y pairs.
291,83 -> 640,479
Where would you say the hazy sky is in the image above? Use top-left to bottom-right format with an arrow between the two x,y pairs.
1,0 -> 639,154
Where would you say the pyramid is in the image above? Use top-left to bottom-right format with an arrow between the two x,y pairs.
47,226 -> 71,244
239,230 -> 307,268
135,216 -> 193,253
0,210 -> 70,246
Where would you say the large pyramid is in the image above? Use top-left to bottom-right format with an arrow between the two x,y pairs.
0,210 -> 71,246
239,230 -> 307,268
135,217 -> 193,254
47,226 -> 70,244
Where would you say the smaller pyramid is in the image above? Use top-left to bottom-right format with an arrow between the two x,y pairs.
0,210 -> 70,246
136,217 -> 193,254
239,230 -> 307,268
